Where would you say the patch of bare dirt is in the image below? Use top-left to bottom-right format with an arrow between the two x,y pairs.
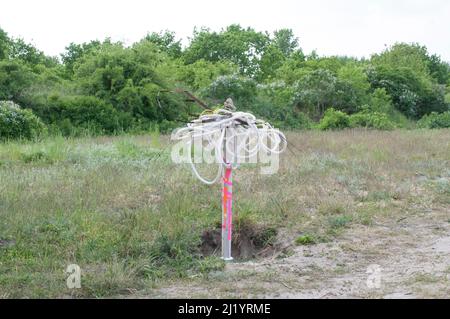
138,208 -> 450,299
200,223 -> 277,260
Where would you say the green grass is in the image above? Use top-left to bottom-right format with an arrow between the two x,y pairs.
328,215 -> 353,230
295,234 -> 316,245
0,129 -> 449,298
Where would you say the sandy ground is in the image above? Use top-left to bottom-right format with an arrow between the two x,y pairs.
140,208 -> 450,299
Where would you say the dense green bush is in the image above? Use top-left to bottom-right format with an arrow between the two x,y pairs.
349,111 -> 395,130
247,102 -> 314,130
183,25 -> 270,77
73,41 -> 188,123
202,74 -> 257,107
0,60 -> 35,102
251,81 -> 313,129
176,59 -> 237,91
318,108 -> 350,130
417,111 -> 450,129
44,95 -> 130,135
368,43 -> 449,118
0,101 -> 46,140
280,112 -> 313,129
319,107 -> 397,131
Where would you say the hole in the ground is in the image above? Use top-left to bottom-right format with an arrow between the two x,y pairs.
200,221 -> 278,260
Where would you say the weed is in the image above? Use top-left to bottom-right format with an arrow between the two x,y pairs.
295,234 -> 316,245
328,215 -> 353,230
197,256 -> 225,274
20,151 -> 52,164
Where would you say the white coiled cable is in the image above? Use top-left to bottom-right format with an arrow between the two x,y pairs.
172,108 -> 287,184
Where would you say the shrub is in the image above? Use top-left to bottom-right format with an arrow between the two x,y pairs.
45,95 -> 131,135
417,111 -> 450,129
349,111 -> 396,130
202,74 -> 257,106
328,215 -> 353,229
295,234 -> 316,245
282,112 -> 314,129
318,108 -> 350,130
0,100 -> 46,140
253,81 -> 313,129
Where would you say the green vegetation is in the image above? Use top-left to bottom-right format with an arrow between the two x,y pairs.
349,111 -> 396,130
0,25 -> 449,139
0,130 -> 448,297
418,111 -> 450,128
295,234 -> 316,245
318,108 -> 350,130
0,101 -> 46,140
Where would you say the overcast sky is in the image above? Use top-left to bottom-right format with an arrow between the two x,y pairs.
1,0 -> 449,61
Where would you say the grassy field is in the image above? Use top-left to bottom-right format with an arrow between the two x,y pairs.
0,129 -> 449,298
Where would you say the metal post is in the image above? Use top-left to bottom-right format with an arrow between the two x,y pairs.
221,127 -> 234,261
222,165 -> 233,261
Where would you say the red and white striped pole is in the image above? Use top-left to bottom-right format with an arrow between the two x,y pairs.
221,165 -> 233,260
221,128 -> 234,261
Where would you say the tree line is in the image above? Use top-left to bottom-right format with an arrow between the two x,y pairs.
1,25 -> 449,139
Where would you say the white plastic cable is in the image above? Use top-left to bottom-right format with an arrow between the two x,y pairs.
172,108 -> 287,184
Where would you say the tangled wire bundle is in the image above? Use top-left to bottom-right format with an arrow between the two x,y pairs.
172,99 -> 287,184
